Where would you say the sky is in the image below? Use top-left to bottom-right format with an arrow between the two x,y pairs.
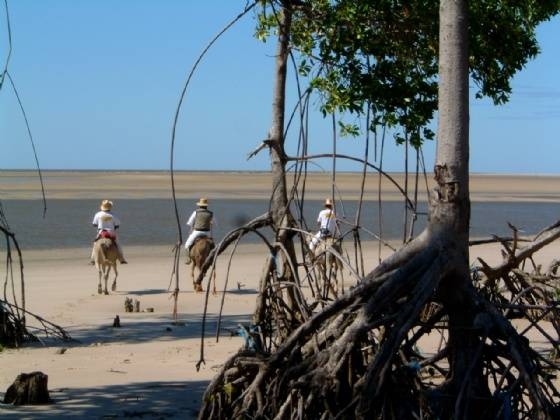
1,1 -> 560,174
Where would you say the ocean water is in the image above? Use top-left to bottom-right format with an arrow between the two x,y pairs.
0,198 -> 559,250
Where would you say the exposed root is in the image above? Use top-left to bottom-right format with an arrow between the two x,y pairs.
1,225 -> 71,347
199,223 -> 560,419
1,299 -> 72,345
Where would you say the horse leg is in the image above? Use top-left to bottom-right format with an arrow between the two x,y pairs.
97,269 -> 103,294
316,255 -> 330,301
191,263 -> 196,291
328,259 -> 338,298
321,266 -> 331,300
193,264 -> 203,293
211,269 -> 217,295
111,264 -> 118,292
103,267 -> 109,295
337,260 -> 344,294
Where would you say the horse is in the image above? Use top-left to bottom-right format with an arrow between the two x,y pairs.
189,236 -> 217,294
309,237 -> 344,300
93,238 -> 118,295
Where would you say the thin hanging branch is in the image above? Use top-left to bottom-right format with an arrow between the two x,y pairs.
1,2 -> 46,216
5,72 -> 47,217
168,1 -> 259,319
290,152 -> 416,211
0,0 -> 12,91
0,1 -> 55,347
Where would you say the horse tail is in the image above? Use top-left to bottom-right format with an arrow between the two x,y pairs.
100,242 -> 111,258
95,239 -> 114,265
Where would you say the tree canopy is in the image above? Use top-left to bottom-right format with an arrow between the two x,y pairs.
198,1 -> 560,418
256,0 -> 560,147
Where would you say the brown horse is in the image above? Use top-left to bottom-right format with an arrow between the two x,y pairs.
190,236 -> 216,294
310,237 -> 344,300
93,238 -> 118,295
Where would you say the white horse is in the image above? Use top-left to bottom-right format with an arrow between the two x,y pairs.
309,237 -> 344,300
93,238 -> 118,295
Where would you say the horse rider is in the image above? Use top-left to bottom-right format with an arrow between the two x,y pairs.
185,197 -> 214,264
90,199 -> 128,264
309,198 -> 338,252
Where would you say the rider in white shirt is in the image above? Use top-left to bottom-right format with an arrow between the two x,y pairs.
309,198 -> 338,251
90,200 -> 127,264
184,197 -> 214,264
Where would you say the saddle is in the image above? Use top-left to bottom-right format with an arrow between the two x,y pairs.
192,236 -> 215,249
319,228 -> 332,238
187,237 -> 215,263
98,230 -> 116,241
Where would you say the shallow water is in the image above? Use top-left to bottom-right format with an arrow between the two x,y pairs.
0,198 -> 558,250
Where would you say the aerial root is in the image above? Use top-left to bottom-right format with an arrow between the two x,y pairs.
0,299 -> 72,344
200,245 -> 444,418
199,223 -> 560,419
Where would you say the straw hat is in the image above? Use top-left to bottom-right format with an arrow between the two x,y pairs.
100,200 -> 113,211
324,198 -> 333,207
197,197 -> 209,207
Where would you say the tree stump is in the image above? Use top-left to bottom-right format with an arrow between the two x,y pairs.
3,371 -> 51,405
124,297 -> 133,312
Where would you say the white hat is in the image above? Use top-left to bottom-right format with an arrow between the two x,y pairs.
100,200 -> 113,211
197,197 -> 208,207
324,198 -> 333,207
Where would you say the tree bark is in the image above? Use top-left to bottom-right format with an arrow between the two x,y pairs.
428,1 -> 495,417
253,3 -> 300,330
3,371 -> 51,405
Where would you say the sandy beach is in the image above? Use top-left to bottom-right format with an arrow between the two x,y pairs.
0,243 -> 272,419
1,171 -> 559,418
3,170 -> 560,202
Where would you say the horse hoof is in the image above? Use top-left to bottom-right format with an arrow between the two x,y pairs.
104,290 -> 109,295
111,283 -> 117,292
98,286 -> 102,294
194,283 -> 203,293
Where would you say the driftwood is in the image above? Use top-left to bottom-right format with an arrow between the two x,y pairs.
3,371 -> 51,405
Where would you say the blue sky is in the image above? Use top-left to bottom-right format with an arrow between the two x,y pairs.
1,1 -> 559,174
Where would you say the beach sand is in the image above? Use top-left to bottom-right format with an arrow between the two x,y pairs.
2,170 -> 560,202
0,171 -> 559,418
0,243 -> 270,419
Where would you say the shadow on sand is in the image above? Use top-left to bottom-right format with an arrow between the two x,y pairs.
1,313 -> 252,419
0,379 -> 207,419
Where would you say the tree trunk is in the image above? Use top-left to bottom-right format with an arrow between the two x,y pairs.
427,1 -> 494,417
253,3 -> 300,332
432,0 -> 470,234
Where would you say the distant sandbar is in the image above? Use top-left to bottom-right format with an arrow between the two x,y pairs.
1,170 -> 560,202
